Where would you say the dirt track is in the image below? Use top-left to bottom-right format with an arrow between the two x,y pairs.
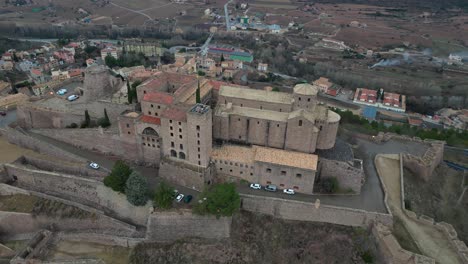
375,154 -> 462,264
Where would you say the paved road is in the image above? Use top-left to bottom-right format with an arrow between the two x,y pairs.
27,129 -> 392,213
109,2 -> 153,21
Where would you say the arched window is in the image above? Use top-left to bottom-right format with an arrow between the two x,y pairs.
299,120 -> 303,126
142,127 -> 159,137
196,125 -> 200,131
178,152 -> 186,160
170,150 -> 177,157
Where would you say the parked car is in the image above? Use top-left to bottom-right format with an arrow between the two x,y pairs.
89,162 -> 100,169
0,111 -> 6,116
56,88 -> 67,95
184,195 -> 193,203
67,94 -> 79,101
283,189 -> 295,195
249,183 -> 261,190
176,194 -> 184,202
264,184 -> 277,192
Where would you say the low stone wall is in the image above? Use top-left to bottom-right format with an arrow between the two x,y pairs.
3,163 -> 150,226
240,194 -> 393,227
399,154 -> 468,263
56,232 -> 144,248
0,127 -> 84,163
146,210 -> 231,242
375,132 -> 444,181
32,128 -> 140,163
0,211 -> 136,237
318,158 -> 364,193
372,223 -> 435,264
159,157 -> 213,192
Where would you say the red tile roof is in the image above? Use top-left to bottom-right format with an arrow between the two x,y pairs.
161,106 -> 187,122
326,88 -> 338,96
69,69 -> 82,77
30,68 -> 42,76
143,92 -> 174,105
140,115 -> 161,125
408,117 -> 423,126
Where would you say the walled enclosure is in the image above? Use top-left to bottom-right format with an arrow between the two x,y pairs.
158,157 -> 214,191
240,194 -> 393,227
146,210 -> 231,242
2,163 -> 150,226
318,158 -> 364,193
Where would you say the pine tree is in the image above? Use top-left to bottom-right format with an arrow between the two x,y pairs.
125,171 -> 149,206
221,54 -> 225,62
104,108 -> 110,124
127,81 -> 132,104
98,108 -> 111,127
196,80 -> 201,104
84,109 -> 91,127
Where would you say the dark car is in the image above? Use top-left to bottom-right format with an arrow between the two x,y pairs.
184,195 -> 193,203
0,111 -> 6,116
264,184 -> 278,192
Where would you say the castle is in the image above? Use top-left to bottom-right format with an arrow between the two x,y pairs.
117,72 -> 340,193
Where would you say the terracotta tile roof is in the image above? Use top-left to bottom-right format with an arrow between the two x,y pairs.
161,106 -> 187,122
254,146 -> 318,171
140,115 -> 161,125
326,88 -> 338,96
408,117 -> 423,126
69,69 -> 82,77
30,68 -> 42,76
143,92 -> 174,105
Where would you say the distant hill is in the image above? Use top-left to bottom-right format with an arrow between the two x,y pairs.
306,0 -> 466,10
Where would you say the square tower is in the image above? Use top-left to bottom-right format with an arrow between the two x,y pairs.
187,104 -> 212,167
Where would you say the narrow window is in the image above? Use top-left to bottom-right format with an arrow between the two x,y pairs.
299,120 -> 303,126
171,142 -> 175,147
196,125 -> 200,131
266,168 -> 271,173
180,144 -> 183,150
281,171 -> 286,176
296,173 -> 302,178
126,124 -> 130,128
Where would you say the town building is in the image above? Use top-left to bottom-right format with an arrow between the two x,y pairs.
123,41 -> 166,57
353,88 -> 406,113
257,63 -> 268,72
313,77 -> 333,93
101,46 -> 122,60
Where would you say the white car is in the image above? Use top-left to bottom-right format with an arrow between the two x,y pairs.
89,162 -> 100,169
56,88 -> 67,95
176,194 -> 184,202
249,183 -> 261,190
67,94 -> 79,101
283,189 -> 295,195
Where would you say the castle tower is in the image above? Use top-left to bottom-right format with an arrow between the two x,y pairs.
82,65 -> 115,102
187,104 -> 212,167
292,83 -> 318,111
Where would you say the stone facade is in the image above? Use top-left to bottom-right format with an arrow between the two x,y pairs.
213,85 -> 340,152
318,158 -> 364,193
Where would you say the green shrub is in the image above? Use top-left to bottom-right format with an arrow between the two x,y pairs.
361,250 -> 374,263
103,160 -> 132,193
322,177 -> 339,193
153,182 -> 175,209
194,183 -> 240,217
125,171 -> 149,206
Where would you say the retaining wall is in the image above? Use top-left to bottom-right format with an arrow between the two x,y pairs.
3,163 -> 150,226
32,128 -> 140,162
146,210 -> 231,242
240,194 -> 393,227
0,127 -> 84,163
159,158 -> 213,192
399,155 -> 468,263
318,158 -> 363,193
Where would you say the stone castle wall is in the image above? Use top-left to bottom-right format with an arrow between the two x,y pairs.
32,128 -> 140,163
146,210 -> 231,242
240,194 -> 393,227
158,157 -> 214,191
3,163 -> 150,226
0,127 -> 84,164
318,158 -> 364,194
375,132 -> 444,181
17,104 -> 85,129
